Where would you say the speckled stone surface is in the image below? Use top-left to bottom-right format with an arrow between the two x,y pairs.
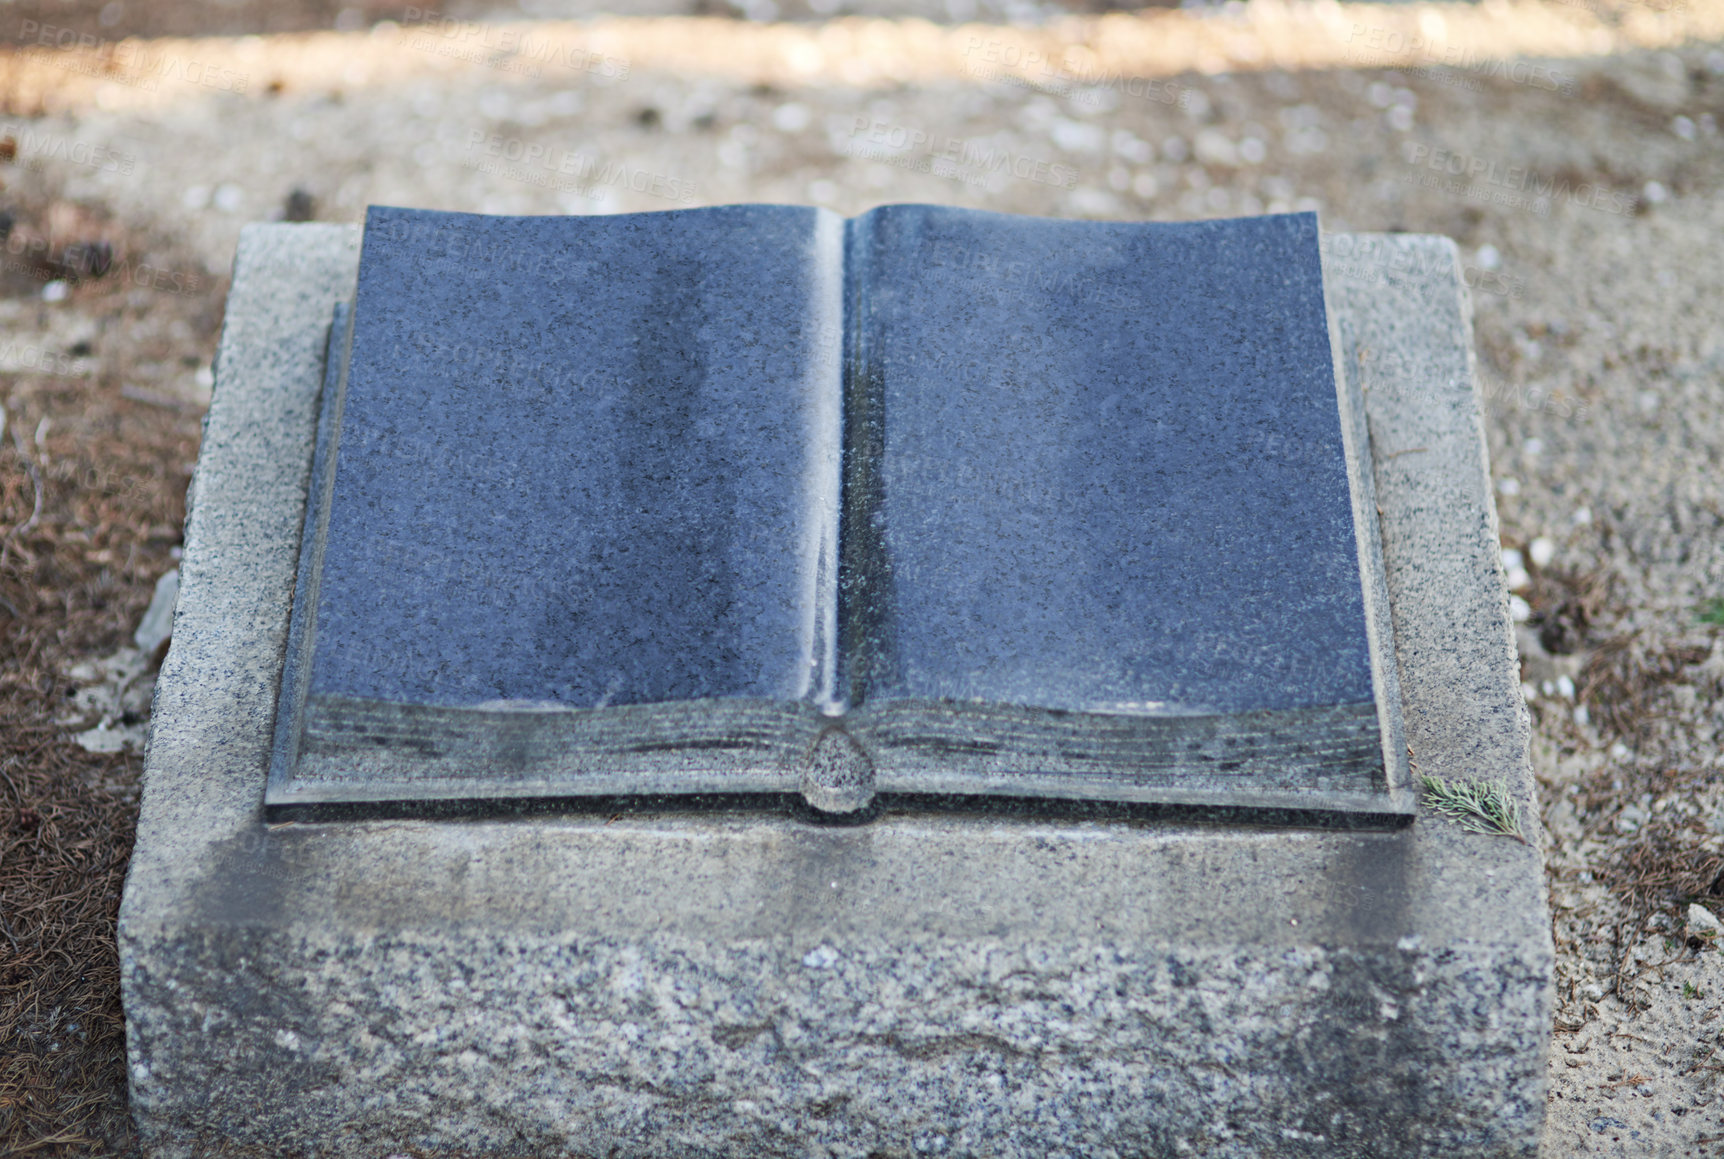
312,206 -> 843,712
271,207 -> 1405,816
844,208 -> 1366,716
268,206 -> 845,805
121,224 -> 1550,1158
840,209 -> 1405,811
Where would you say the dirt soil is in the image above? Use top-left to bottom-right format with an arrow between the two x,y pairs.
0,2 -> 1721,1155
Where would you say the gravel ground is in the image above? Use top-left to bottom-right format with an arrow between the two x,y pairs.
1,5 -> 1722,1154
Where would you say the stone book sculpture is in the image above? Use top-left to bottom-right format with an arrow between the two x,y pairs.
266,203 -> 1411,821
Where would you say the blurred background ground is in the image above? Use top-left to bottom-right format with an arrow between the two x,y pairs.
0,0 -> 1721,1154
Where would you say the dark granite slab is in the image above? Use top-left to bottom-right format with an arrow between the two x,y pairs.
268,205 -> 1407,818
839,208 -> 1403,805
269,205 -> 845,803
843,208 -> 1365,714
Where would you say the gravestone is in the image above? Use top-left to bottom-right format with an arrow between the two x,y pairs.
271,206 -> 1407,821
119,214 -> 1552,1158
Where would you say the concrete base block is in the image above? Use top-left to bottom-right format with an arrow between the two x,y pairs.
120,223 -> 1552,1158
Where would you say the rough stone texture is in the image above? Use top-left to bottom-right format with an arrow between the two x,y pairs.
132,569 -> 180,654
120,224 -> 1551,1158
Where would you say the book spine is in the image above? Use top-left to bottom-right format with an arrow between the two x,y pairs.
806,210 -> 845,716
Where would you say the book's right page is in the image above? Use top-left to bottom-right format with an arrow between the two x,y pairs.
841,206 -> 1410,819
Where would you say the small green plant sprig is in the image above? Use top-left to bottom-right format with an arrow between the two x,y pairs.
1419,773 -> 1527,842
1698,597 -> 1724,627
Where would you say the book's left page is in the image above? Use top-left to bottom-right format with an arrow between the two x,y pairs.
267,205 -> 846,808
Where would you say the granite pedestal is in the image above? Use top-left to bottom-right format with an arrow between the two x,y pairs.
119,223 -> 1552,1158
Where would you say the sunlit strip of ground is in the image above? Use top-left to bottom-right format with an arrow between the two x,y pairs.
0,0 -> 1718,112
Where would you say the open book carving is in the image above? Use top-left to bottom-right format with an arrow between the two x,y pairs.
266,204 -> 1410,822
